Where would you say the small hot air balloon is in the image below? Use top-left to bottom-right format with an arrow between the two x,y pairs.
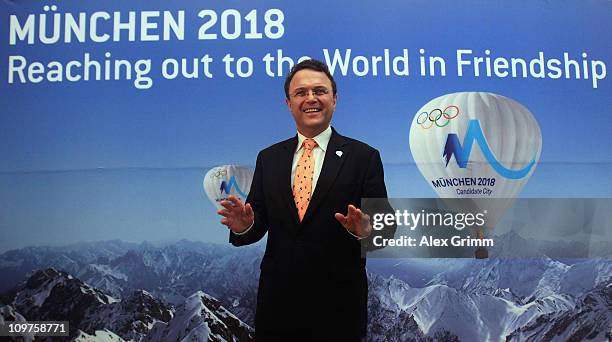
409,92 -> 542,258
203,165 -> 254,210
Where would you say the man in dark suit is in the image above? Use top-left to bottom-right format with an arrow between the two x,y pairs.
218,59 -> 390,341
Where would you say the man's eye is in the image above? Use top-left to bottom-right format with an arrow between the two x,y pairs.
313,89 -> 328,96
295,91 -> 307,97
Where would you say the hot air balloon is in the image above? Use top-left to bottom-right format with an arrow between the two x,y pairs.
203,165 -> 254,210
409,92 -> 542,258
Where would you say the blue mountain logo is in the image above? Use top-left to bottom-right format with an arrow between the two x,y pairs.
220,175 -> 248,197
443,119 -> 536,180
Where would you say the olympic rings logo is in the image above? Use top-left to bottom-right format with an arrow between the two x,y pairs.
213,169 -> 227,179
416,105 -> 460,129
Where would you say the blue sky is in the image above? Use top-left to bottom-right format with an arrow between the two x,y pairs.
1,1 -> 610,251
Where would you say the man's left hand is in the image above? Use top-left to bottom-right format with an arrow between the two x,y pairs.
335,204 -> 371,239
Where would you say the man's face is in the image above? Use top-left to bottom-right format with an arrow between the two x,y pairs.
286,69 -> 336,137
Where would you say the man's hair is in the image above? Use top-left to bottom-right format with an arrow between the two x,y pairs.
284,59 -> 337,99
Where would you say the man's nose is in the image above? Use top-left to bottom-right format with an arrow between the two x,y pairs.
306,91 -> 317,101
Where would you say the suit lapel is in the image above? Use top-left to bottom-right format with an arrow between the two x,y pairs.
301,128 -> 348,224
281,136 -> 301,225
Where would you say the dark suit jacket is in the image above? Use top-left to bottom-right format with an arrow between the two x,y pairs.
230,128 -> 389,338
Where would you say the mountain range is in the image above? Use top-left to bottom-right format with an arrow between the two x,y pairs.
0,233 -> 609,341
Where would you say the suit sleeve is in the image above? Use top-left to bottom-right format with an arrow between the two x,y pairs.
362,149 -> 387,198
360,149 -> 397,251
229,152 -> 268,246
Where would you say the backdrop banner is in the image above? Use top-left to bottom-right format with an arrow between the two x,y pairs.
1,1 -> 610,341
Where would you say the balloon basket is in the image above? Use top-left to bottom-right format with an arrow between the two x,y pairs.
474,247 -> 489,259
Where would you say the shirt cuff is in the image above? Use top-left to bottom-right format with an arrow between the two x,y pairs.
345,228 -> 368,240
233,220 -> 255,235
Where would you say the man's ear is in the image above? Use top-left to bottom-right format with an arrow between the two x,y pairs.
285,97 -> 291,110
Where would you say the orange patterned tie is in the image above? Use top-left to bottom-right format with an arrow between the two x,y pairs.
293,138 -> 317,221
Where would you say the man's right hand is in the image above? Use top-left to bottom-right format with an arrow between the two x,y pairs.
218,195 -> 254,234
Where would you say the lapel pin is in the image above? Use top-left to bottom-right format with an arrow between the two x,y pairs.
336,150 -> 343,157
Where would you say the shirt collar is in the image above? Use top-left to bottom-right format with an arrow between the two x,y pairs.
296,126 -> 332,154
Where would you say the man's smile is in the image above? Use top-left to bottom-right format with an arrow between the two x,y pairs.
303,108 -> 321,113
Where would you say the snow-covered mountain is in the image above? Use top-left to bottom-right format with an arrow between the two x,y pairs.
145,291 -> 254,342
0,240 -> 263,326
0,240 -> 138,293
365,231 -> 611,341
429,257 -> 567,300
429,255 -> 611,304
1,239 -> 610,341
11,268 -> 117,329
367,274 -> 433,341
0,303 -> 26,323
74,329 -> 126,342
506,283 -> 612,341
2,267 -> 254,341
367,272 -> 610,341
429,231 -> 612,302
79,289 -> 173,342
0,304 -> 33,342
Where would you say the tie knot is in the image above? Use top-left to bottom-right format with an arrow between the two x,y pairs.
303,138 -> 317,151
